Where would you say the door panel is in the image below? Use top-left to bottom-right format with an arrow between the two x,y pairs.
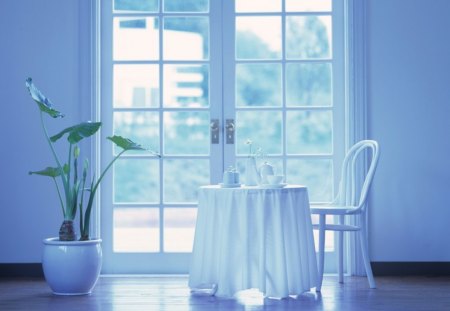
101,0 -> 343,273
101,0 -> 217,273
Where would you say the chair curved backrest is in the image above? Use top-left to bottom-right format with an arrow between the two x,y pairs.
335,140 -> 380,212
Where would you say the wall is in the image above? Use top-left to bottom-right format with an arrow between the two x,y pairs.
367,0 -> 450,261
0,0 -> 92,262
1,0 -> 450,265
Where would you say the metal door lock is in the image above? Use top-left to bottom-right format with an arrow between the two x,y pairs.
210,119 -> 219,144
225,119 -> 235,144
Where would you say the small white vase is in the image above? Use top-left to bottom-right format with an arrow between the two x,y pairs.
245,157 -> 260,186
42,237 -> 102,295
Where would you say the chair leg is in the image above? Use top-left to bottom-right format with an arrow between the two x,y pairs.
338,231 -> 344,283
358,226 -> 376,289
338,215 -> 344,283
316,214 -> 326,292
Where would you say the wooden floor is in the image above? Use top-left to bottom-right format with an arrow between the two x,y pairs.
1,275 -> 450,310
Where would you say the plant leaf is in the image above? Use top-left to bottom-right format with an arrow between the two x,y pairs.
63,163 -> 69,175
25,78 -> 64,118
50,122 -> 102,144
107,135 -> 147,151
29,166 -> 61,177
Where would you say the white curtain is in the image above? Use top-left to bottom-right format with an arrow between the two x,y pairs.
345,0 -> 370,276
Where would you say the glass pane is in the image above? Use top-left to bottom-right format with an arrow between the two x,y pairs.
113,111 -> 159,155
286,0 -> 332,12
236,16 -> 281,60
312,227 -> 335,252
113,208 -> 159,252
114,158 -> 160,203
236,111 -> 282,155
235,0 -> 281,12
114,65 -> 160,108
286,159 -> 332,202
286,63 -> 332,106
311,215 -> 335,252
114,0 -> 159,12
163,111 -> 209,155
163,17 -> 209,60
164,0 -> 208,12
286,110 -> 332,154
164,208 -> 197,252
236,63 -> 281,107
286,16 -> 332,59
163,159 -> 209,203
163,64 -> 209,108
114,17 -> 159,61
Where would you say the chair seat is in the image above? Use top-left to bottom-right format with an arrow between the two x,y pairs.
310,204 -> 359,215
312,223 -> 360,232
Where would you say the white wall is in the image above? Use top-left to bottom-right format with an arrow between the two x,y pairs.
1,0 -> 450,264
367,0 -> 450,261
0,0 -> 92,262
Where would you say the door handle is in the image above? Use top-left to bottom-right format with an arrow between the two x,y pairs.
210,119 -> 219,144
225,119 -> 235,144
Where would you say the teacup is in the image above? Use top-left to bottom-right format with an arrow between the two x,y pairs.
223,171 -> 234,185
267,175 -> 284,185
233,171 -> 240,184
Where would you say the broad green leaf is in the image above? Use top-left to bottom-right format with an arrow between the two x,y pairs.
107,135 -> 147,151
25,78 -> 64,118
29,166 -> 61,177
50,122 -> 102,144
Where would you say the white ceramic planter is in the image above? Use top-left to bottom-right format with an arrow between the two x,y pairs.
42,237 -> 102,295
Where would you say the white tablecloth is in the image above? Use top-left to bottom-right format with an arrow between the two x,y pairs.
189,185 -> 318,298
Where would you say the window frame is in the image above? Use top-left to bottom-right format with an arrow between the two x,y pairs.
92,0 -> 365,274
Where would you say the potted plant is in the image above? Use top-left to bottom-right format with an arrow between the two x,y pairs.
26,78 -> 159,295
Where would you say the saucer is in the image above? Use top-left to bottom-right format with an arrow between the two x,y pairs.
219,183 -> 241,188
258,183 -> 287,189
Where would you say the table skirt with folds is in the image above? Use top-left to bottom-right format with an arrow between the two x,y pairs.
189,185 -> 318,298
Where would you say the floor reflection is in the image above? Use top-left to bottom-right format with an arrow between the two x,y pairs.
3,275 -> 449,311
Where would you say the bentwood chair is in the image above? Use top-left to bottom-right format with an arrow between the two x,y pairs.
311,140 -> 380,291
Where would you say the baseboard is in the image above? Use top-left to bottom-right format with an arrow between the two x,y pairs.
371,262 -> 450,276
0,263 -> 43,278
1,262 -> 450,278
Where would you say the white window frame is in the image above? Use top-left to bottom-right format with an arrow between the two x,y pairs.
88,0 -> 367,275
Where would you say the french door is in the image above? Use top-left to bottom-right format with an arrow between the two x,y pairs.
101,0 -> 344,274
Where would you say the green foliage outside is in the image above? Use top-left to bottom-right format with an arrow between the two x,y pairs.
112,1 -> 333,203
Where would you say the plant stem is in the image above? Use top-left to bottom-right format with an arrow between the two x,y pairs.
39,111 -> 70,216
81,150 -> 126,240
69,149 -> 78,220
39,112 -> 65,183
67,143 -> 72,189
93,150 -> 126,195
79,202 -> 84,237
52,177 -> 65,218
79,163 -> 87,237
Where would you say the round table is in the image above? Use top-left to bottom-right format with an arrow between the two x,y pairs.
189,184 -> 318,298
